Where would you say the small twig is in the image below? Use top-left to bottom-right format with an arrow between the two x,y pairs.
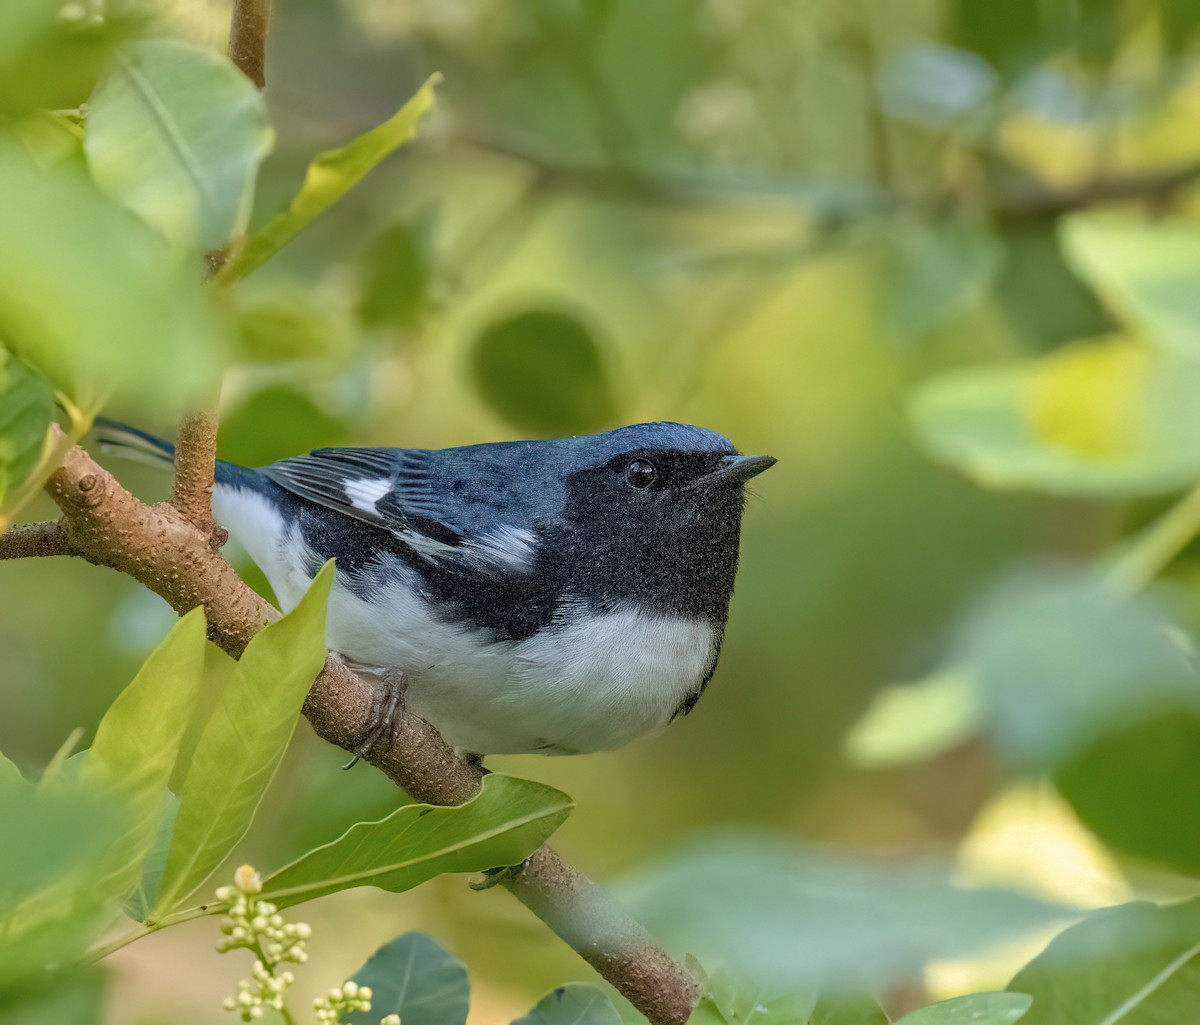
228,0 -> 272,89
1107,483 -> 1200,595
0,520 -> 65,560
170,411 -> 220,538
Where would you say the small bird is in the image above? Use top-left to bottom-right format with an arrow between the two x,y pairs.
97,421 -> 774,756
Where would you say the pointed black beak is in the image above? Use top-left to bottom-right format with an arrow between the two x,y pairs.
697,453 -> 777,488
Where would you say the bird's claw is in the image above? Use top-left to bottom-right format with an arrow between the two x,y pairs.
343,669 -> 408,770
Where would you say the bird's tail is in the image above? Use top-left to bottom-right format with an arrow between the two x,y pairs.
92,418 -> 252,488
92,418 -> 177,469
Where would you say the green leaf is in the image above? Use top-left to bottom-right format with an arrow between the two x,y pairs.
1062,216 -> 1200,356
894,993 -> 1032,1025
470,309 -> 618,436
0,786 -> 128,989
843,669 -> 980,769
884,220 -> 1004,342
85,39 -> 273,251
344,932 -> 470,1025
220,74 -> 439,281
944,567 -> 1200,770
1055,709 -> 1200,874
79,608 -> 206,905
357,222 -> 431,330
235,283 -> 350,364
0,0 -> 131,115
0,348 -> 53,528
809,995 -> 889,1025
511,984 -> 622,1025
0,748 -> 27,791
0,143 -> 227,415
624,839 -> 1072,993
122,791 -> 179,922
1009,899 -> 1200,1024
261,774 -> 571,908
0,966 -> 107,1023
688,968 -> 816,1024
151,564 -> 334,917
910,338 -> 1200,496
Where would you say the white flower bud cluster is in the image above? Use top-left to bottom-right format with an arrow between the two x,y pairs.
215,865 -> 311,1023
312,980 -> 373,1023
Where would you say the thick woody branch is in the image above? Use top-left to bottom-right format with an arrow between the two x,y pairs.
14,435 -> 698,1024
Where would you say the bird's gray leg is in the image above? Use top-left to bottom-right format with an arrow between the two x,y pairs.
343,667 -> 409,770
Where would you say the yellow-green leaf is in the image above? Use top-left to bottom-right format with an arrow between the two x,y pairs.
78,608 -> 207,906
151,563 -> 334,917
219,74 -> 439,281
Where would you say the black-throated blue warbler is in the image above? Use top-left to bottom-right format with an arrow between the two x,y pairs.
97,421 -> 775,756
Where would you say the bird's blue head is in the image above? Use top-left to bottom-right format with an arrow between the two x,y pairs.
515,421 -> 776,628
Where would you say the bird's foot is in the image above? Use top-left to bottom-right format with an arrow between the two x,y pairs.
343,669 -> 408,770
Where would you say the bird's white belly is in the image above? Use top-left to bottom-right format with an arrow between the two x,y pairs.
213,483 -> 717,754
327,581 -> 716,755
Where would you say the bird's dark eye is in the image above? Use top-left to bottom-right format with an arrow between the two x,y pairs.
625,459 -> 658,489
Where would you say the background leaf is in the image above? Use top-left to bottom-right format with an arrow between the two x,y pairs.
470,308 -> 617,435
0,143 -> 226,415
344,931 -> 470,1025
0,348 -> 53,529
85,39 -> 273,250
510,983 -> 622,1025
261,774 -> 572,907
151,564 -> 333,916
623,838 -> 1073,992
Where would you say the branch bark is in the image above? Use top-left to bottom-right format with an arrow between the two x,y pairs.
229,0 -> 272,89
7,434 -> 698,1023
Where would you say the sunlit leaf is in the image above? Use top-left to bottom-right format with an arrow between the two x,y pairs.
0,143 -> 227,415
0,348 -> 54,529
151,564 -> 333,917
910,338 -> 1200,495
261,774 -> 572,908
85,39 -> 273,250
220,74 -> 439,281
624,839 -> 1073,992
471,308 -> 617,435
511,984 -> 621,1025
79,608 -> 206,906
1009,899 -> 1200,1024
1062,216 -> 1200,356
344,932 -> 470,1025
894,993 -> 1032,1025
844,669 -> 980,768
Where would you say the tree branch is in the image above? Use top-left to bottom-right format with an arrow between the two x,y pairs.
228,0 -> 272,89
17,433 -> 698,1023
0,520 -> 65,560
170,411 -> 221,539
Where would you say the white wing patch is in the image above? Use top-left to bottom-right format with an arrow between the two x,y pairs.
466,525 -> 539,574
343,477 -> 391,514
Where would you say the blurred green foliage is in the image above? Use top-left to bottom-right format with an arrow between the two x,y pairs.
5,0 -> 1200,1021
